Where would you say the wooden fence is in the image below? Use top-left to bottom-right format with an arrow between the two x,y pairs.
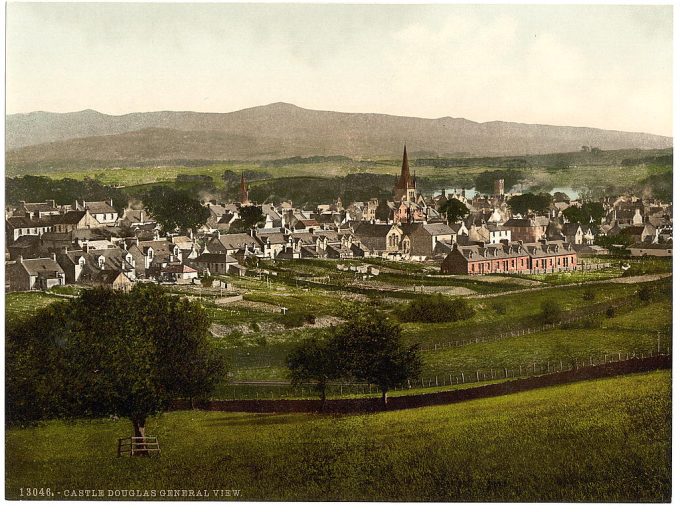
117,437 -> 161,457
172,355 -> 671,414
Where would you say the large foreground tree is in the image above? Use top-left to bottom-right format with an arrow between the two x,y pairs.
6,285 -> 226,441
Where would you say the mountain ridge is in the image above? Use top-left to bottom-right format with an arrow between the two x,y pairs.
6,103 -> 673,167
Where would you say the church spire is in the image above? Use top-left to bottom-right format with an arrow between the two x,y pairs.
240,172 -> 249,204
400,145 -> 410,186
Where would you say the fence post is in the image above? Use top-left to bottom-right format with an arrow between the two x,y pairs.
476,370 -> 480,382
461,372 -> 465,383
504,368 -> 508,378
435,375 -> 438,386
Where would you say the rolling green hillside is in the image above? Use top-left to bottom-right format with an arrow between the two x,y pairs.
6,370 -> 671,501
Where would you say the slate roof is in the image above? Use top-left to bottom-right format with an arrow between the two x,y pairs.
82,201 -> 117,215
353,223 -> 397,237
20,257 -> 65,276
457,243 -> 528,262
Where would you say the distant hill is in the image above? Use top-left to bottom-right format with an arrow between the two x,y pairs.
6,103 -> 673,170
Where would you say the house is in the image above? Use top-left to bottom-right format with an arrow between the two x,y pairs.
12,200 -> 62,219
76,200 -> 119,226
628,241 -> 672,257
487,225 -> 512,245
7,235 -> 42,260
120,208 -> 156,229
523,241 -> 578,272
51,210 -> 100,233
618,224 -> 657,244
353,222 -> 406,256
402,222 -> 456,258
94,270 -> 135,292
561,223 -> 584,245
503,217 -> 545,243
56,249 -> 88,284
6,216 -> 54,243
206,233 -> 261,255
255,229 -> 289,259
440,241 -> 530,275
6,255 -> 66,291
160,264 -> 200,282
190,252 -> 243,276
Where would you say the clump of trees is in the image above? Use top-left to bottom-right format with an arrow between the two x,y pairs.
397,294 -> 475,323
473,169 -> 525,195
438,198 -> 469,223
6,175 -> 128,211
286,314 -> 422,408
142,186 -> 210,234
6,285 -> 226,439
507,192 -> 552,215
562,202 -> 605,225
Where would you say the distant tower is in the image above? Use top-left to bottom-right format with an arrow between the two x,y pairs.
393,145 -> 417,202
494,178 -> 505,196
240,173 -> 250,205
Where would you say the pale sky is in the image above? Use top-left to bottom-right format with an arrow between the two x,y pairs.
5,2 -> 674,136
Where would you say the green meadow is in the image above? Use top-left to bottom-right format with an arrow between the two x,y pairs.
5,370 -> 671,502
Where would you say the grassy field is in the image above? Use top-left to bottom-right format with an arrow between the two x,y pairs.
10,157 -> 668,194
5,370 -> 671,502
4,292 -> 67,320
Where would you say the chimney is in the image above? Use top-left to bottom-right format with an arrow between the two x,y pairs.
109,198 -> 114,207
51,252 -> 57,261
17,254 -> 23,263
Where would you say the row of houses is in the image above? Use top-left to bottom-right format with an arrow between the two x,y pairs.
441,240 -> 578,275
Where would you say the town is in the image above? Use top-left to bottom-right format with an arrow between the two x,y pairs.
4,147 -> 672,292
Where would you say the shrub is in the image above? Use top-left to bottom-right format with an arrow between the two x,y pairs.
582,289 -> 596,301
541,300 -> 562,325
250,321 -> 261,333
254,335 -> 268,347
606,306 -> 616,318
492,302 -> 507,315
397,294 -> 475,323
304,313 -> 316,325
638,286 -> 653,302
278,311 -> 306,328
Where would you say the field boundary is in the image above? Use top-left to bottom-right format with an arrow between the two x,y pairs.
172,355 -> 671,414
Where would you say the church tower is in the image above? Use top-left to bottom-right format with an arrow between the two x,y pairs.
239,173 -> 250,205
393,145 -> 417,202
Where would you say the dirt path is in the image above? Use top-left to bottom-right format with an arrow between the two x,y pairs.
463,273 -> 671,299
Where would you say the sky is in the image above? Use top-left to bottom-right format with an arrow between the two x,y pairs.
5,2 -> 674,136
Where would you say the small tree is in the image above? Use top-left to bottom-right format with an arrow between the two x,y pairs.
286,337 -> 339,410
238,205 -> 265,229
438,198 -> 469,223
142,186 -> 210,234
541,299 -> 562,325
331,314 -> 422,405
